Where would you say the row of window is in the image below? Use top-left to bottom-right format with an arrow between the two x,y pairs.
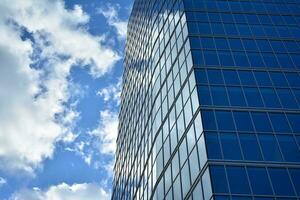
190,37 -> 300,54
201,110 -> 300,133
184,0 -> 300,15
188,22 -> 300,39
198,85 -> 300,110
210,165 -> 300,196
206,132 -> 300,162
186,11 -> 300,26
195,69 -> 300,88
192,50 -> 300,69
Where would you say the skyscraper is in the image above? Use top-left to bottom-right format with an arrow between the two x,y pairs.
112,0 -> 300,200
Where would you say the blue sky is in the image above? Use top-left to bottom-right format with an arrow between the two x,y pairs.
0,0 -> 132,199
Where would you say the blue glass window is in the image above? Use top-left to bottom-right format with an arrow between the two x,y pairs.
248,52 -> 265,68
263,53 -> 280,68
239,134 -> 263,161
200,37 -> 215,49
192,50 -> 205,65
207,69 -> 223,84
233,52 -> 250,67
223,70 -> 240,85
189,37 -> 201,49
257,40 -> 272,52
228,38 -> 244,50
277,135 -> 300,162
269,168 -> 295,196
226,166 -> 251,194
247,167 -> 273,195
251,112 -> 272,132
269,113 -> 291,133
219,52 -> 235,67
211,86 -> 229,106
254,71 -> 272,86
198,86 -> 212,105
215,111 -> 235,131
210,166 -> 229,193
188,22 -> 199,34
195,69 -> 208,84
220,132 -> 242,160
260,88 -> 281,108
285,73 -> 300,87
259,134 -> 283,161
233,111 -> 254,132
214,38 -> 229,50
270,72 -> 289,87
242,39 -> 258,51
277,89 -> 298,109
205,132 -> 222,159
277,54 -> 294,69
243,87 -> 264,107
287,114 -> 300,133
239,71 -> 256,85
227,87 -> 246,106
201,110 -> 216,130
289,169 -> 300,196
204,51 -> 220,66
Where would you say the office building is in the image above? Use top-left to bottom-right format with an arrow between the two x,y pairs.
112,0 -> 300,199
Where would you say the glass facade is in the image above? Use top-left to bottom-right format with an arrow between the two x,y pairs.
113,0 -> 300,200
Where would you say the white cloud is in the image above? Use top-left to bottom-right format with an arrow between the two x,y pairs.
10,183 -> 110,200
0,0 -> 120,174
0,177 -> 7,187
89,110 -> 118,155
97,78 -> 121,105
97,4 -> 128,39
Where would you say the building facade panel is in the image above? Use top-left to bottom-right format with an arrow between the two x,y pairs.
187,0 -> 300,199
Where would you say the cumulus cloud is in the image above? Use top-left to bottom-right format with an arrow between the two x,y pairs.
89,110 -> 119,155
10,183 -> 109,200
97,4 -> 128,39
0,0 -> 120,174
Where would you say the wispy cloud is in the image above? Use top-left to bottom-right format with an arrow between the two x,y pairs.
10,183 -> 110,200
0,177 -> 6,187
0,0 -> 120,174
97,78 -> 122,105
97,4 -> 128,39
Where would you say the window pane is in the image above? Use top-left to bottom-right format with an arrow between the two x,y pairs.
239,134 -> 263,161
289,169 -> 300,196
259,134 -> 283,161
216,111 -> 235,131
244,87 -> 264,107
227,87 -> 247,106
254,71 -> 272,86
251,112 -> 272,132
211,86 -> 229,106
223,70 -> 240,85
207,69 -> 224,84
220,132 -> 242,160
269,113 -> 291,133
205,132 -> 222,159
233,111 -> 254,132
247,167 -> 273,195
226,166 -> 251,194
287,113 -> 300,133
210,165 -> 229,193
201,110 -> 216,130
277,135 -> 300,162
269,168 -> 295,196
